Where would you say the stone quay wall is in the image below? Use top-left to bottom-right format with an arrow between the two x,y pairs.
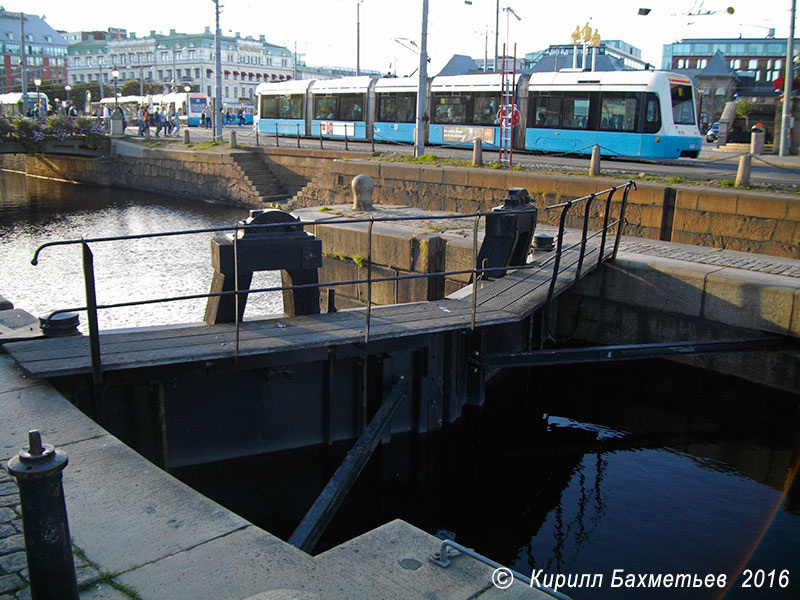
288,158 -> 800,259
0,153 -> 111,186
4,145 -> 799,258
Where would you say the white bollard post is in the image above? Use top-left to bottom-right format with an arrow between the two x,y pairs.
735,153 -> 751,187
589,144 -> 601,176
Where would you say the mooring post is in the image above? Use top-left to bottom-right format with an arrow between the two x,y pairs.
230,130 -> 237,148
472,137 -> 483,166
736,153 -> 751,187
7,431 -> 79,600
589,144 -> 601,176
183,129 -> 190,145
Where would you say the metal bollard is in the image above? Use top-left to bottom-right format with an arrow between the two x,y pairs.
327,288 -> 337,313
472,137 -> 483,166
7,431 -> 79,600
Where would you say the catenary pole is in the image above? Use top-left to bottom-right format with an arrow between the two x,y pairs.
780,0 -> 797,156
414,0 -> 429,157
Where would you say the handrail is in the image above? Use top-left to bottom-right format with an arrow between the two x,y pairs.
429,539 -> 573,600
30,181 -> 634,391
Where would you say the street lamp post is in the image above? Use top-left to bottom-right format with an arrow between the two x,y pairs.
33,78 -> 41,120
64,85 -> 71,105
111,67 -> 120,110
356,0 -> 364,76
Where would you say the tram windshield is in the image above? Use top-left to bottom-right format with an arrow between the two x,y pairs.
670,84 -> 695,125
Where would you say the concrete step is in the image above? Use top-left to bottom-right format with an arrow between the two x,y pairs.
315,520 -> 555,600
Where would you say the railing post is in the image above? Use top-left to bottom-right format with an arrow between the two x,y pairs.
7,431 -> 79,600
233,223 -> 240,362
547,202 -> 572,305
597,189 -> 615,268
344,127 -> 349,151
611,181 -> 635,259
275,124 -> 280,147
319,130 -> 324,149
82,241 -> 102,411
574,193 -> 596,282
365,219 -> 373,343
471,215 -> 479,331
296,123 -> 301,148
255,125 -> 259,146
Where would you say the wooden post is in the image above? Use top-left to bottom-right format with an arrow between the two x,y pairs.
589,144 -> 601,176
735,153 -> 751,187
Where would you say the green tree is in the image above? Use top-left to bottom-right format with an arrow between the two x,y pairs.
735,99 -> 757,130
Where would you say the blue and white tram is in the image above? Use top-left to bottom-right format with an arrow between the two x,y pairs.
255,79 -> 313,137
428,73 -> 518,149
310,76 -> 375,140
373,77 -> 421,144
520,70 -> 702,158
254,69 -> 702,159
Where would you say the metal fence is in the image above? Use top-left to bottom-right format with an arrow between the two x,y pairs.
30,180 -> 635,393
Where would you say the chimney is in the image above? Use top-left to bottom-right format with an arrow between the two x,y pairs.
150,30 -> 156,37
169,29 -> 176,36
204,26 -> 211,35
259,35 -> 265,42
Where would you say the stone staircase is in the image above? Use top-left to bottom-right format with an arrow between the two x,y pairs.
230,152 -> 290,205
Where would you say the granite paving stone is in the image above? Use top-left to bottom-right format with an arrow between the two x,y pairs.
0,553 -> 25,575
0,537 -> 23,555
0,574 -> 22,595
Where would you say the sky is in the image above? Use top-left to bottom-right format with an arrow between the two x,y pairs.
2,0 -> 796,75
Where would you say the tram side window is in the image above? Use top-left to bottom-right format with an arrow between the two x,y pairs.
339,94 -> 364,121
600,93 -> 638,131
377,93 -> 416,123
432,95 -> 468,124
531,94 -> 562,128
472,93 -> 500,125
643,93 -> 661,133
261,96 -> 277,118
378,95 -> 397,122
278,94 -> 302,119
670,84 -> 695,125
315,96 -> 337,120
561,94 -> 590,129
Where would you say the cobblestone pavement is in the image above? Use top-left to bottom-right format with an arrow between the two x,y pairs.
618,239 -> 800,278
0,466 -> 130,600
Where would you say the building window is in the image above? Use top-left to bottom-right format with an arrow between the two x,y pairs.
157,69 -> 163,79
161,51 -> 168,61
195,68 -> 200,78
748,59 -> 758,69
189,50 -> 196,60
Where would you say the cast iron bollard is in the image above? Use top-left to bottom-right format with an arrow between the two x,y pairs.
476,188 -> 537,279
7,430 -> 79,600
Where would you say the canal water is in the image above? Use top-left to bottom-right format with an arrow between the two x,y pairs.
3,171 -> 799,599
0,170 -> 282,330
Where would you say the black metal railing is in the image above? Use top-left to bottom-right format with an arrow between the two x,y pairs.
30,180 -> 634,393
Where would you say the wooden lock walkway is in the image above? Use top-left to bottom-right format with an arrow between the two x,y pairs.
4,240 -> 606,379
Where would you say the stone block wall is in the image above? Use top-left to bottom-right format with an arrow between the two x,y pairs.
0,153 -> 111,185
286,158 -> 800,259
111,146 -> 262,206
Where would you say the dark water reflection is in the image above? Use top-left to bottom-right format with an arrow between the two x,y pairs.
1,171 -> 282,330
176,361 -> 800,600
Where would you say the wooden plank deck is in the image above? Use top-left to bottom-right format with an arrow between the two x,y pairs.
4,240 -> 603,379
